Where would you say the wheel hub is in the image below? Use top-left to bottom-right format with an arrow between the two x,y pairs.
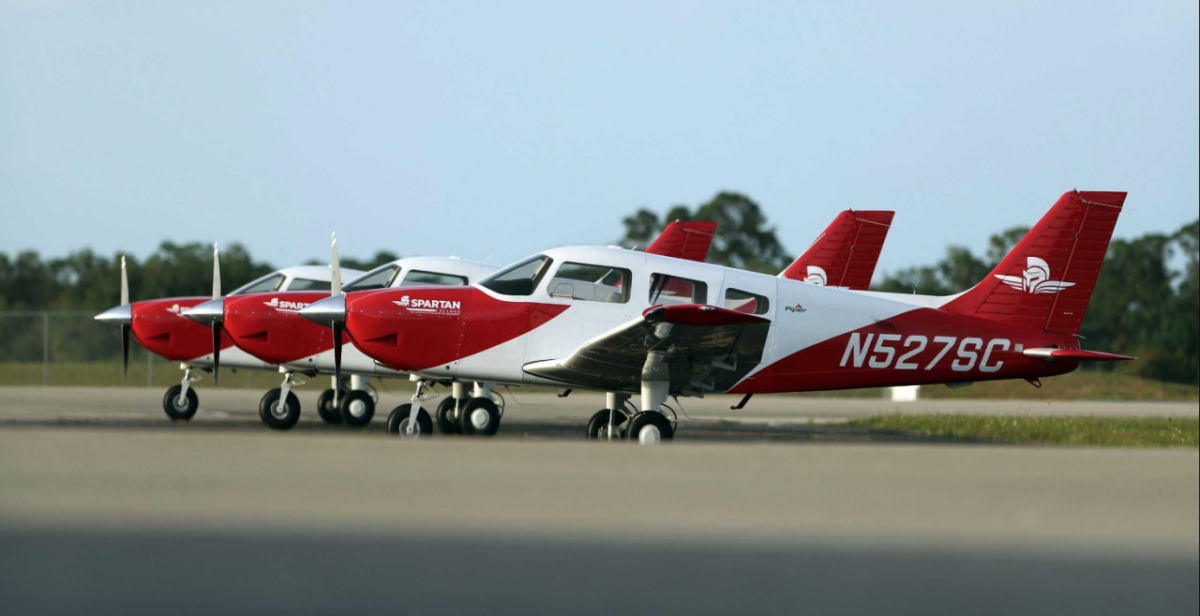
349,399 -> 366,418
397,418 -> 420,437
270,401 -> 289,419
173,396 -> 189,411
637,425 -> 661,444
469,408 -> 491,430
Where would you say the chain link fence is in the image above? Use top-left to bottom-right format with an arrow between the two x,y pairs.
0,311 -> 264,389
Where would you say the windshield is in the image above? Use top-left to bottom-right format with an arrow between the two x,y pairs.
344,264 -> 400,292
287,278 -> 331,291
478,255 -> 553,296
230,273 -> 285,296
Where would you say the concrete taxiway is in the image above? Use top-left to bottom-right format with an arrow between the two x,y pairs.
0,387 -> 1196,615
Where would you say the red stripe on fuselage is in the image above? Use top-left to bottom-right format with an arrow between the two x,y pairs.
345,286 -> 568,373
731,307 -> 1081,394
131,298 -> 235,362
223,292 -> 347,366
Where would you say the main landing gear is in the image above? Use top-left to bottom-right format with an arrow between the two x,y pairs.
586,388 -> 677,444
162,366 -> 201,421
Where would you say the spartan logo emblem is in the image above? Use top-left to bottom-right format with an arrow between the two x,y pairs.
166,304 -> 187,318
263,297 -> 307,312
393,295 -> 461,315
394,295 -> 411,308
995,257 -> 1076,295
804,265 -> 828,286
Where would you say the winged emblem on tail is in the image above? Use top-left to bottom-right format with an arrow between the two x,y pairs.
995,257 -> 1075,295
804,266 -> 828,286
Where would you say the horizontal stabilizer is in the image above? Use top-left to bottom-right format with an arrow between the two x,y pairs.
1022,348 -> 1135,362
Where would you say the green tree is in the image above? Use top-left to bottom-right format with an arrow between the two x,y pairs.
618,192 -> 792,274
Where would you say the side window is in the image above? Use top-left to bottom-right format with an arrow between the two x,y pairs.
724,288 -> 770,315
479,255 -> 553,297
400,270 -> 469,287
547,262 -> 631,304
230,273 -> 284,295
287,278 -> 331,291
648,274 -> 707,306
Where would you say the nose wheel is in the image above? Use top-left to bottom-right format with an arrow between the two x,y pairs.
259,388 -> 301,430
387,404 -> 432,437
162,384 -> 199,421
162,368 -> 202,421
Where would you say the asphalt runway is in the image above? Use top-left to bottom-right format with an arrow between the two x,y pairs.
1,387 -> 1197,614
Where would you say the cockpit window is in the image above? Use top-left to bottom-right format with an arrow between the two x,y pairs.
230,273 -> 285,296
400,270 -> 469,287
287,278 -> 331,291
479,255 -> 553,297
344,264 -> 400,292
547,262 -> 631,304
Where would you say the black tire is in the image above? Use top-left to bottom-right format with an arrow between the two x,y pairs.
259,388 -> 301,431
459,397 -> 501,437
436,397 -> 462,435
626,411 -> 674,444
586,408 -> 629,440
339,389 -> 376,426
162,385 -> 199,421
316,389 -> 345,425
387,404 -> 432,437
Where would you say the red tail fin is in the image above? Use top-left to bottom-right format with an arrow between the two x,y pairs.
645,220 -> 718,262
943,190 -> 1127,335
780,210 -> 894,290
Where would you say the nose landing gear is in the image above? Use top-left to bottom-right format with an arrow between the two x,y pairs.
162,367 -> 201,421
387,378 -> 435,438
259,372 -> 303,430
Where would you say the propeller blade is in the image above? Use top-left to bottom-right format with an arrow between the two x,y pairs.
212,243 -> 221,299
212,322 -> 222,385
333,321 -> 343,385
330,232 -> 342,296
121,323 -> 130,379
120,256 -> 129,306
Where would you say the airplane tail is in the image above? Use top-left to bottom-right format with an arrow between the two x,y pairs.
779,210 -> 894,290
645,220 -> 718,262
942,190 -> 1127,336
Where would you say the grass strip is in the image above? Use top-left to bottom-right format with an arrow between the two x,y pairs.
848,414 -> 1199,448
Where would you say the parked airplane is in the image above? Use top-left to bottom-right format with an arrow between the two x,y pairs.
300,191 -> 1132,443
184,221 -> 721,432
94,246 -> 362,421
780,210 -> 894,289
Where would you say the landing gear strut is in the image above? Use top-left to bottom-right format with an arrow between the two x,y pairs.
162,367 -> 201,421
260,371 -> 303,430
387,378 -> 434,437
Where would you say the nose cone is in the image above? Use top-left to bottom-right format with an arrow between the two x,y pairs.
94,304 -> 133,327
182,298 -> 225,325
298,294 -> 346,327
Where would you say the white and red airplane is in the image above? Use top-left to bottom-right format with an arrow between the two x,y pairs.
180,221 -> 722,432
94,247 -> 362,421
300,191 -> 1132,443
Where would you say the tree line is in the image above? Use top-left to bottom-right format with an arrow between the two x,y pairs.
2,192 -> 1197,384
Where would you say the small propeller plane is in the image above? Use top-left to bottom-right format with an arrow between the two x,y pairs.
181,221 -> 722,431
94,245 -> 362,421
300,191 -> 1132,443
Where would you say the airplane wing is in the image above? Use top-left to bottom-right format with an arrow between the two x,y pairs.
523,304 -> 771,395
644,221 -> 718,263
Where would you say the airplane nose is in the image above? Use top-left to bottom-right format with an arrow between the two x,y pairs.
182,298 -> 225,325
298,295 -> 346,327
94,304 -> 132,327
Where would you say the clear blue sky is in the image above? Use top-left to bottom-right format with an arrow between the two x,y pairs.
2,1 -> 1197,274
